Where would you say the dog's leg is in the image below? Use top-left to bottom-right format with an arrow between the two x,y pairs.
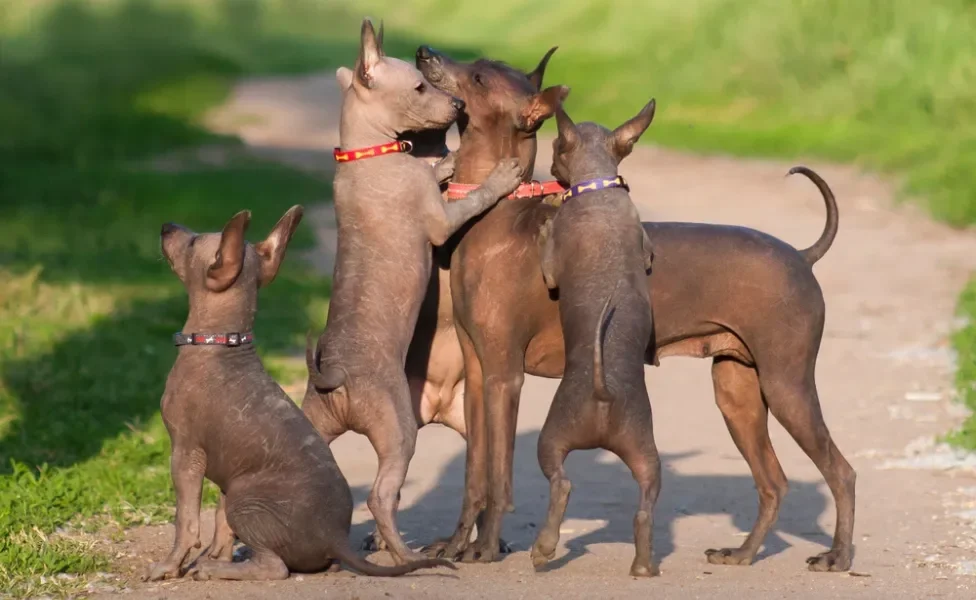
187,548 -> 288,581
705,358 -> 788,567
530,401 -> 573,569
463,357 -> 524,563
205,493 -> 236,562
538,217 -> 558,290
145,446 -> 206,581
616,432 -> 662,577
427,326 -> 487,559
423,159 -> 521,246
761,365 -> 856,572
365,385 -> 425,565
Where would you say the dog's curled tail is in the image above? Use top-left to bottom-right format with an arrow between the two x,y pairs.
332,544 -> 457,577
593,282 -> 619,403
305,332 -> 346,391
789,166 -> 838,265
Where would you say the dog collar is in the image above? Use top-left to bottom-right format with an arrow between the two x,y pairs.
172,332 -> 254,347
560,176 -> 629,201
333,141 -> 413,163
446,180 -> 566,201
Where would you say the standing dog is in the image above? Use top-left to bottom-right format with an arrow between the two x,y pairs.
150,207 -> 452,580
412,45 -> 568,556
426,45 -> 854,572
530,103 -> 659,577
301,19 -> 522,564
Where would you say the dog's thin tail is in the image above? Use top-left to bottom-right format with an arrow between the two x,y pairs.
593,282 -> 619,403
305,332 -> 346,391
789,166 -> 838,265
332,544 -> 456,577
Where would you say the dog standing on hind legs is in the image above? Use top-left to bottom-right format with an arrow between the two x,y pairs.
301,18 -> 522,565
529,101 -> 660,576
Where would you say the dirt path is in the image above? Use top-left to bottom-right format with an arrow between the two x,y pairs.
99,73 -> 976,599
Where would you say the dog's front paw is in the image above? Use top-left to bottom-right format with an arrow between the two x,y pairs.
143,561 -> 183,582
433,152 -> 456,184
704,547 -> 754,566
806,549 -> 851,572
485,158 -> 523,199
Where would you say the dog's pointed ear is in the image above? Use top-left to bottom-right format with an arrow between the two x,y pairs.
377,20 -> 385,50
336,67 -> 354,92
612,98 -> 656,161
355,18 -> 384,89
207,210 -> 251,292
522,85 -> 570,132
254,205 -> 304,288
554,103 -> 580,153
527,46 -> 558,90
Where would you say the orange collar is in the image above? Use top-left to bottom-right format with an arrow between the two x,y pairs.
333,140 -> 413,163
446,180 -> 566,201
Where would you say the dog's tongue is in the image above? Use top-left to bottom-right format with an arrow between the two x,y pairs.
399,128 -> 449,163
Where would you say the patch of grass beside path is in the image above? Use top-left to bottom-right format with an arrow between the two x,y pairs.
946,283 -> 976,450
0,0 -> 360,595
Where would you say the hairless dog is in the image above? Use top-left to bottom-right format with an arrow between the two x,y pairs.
531,102 -> 659,576
301,19 -> 522,565
149,207 -> 453,581
424,48 -> 855,572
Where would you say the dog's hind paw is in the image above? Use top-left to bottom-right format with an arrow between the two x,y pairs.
704,547 -> 755,566
143,561 -> 182,582
360,531 -> 389,553
629,560 -> 660,578
806,550 -> 851,572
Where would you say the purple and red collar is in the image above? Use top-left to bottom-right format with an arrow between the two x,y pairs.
173,332 -> 254,347
561,175 -> 629,200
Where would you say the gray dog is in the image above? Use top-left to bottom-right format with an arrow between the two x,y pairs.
532,102 -> 658,576
149,207 -> 453,580
302,19 -> 522,564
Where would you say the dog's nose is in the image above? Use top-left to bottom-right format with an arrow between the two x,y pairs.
161,222 -> 179,237
417,45 -> 433,61
451,97 -> 466,111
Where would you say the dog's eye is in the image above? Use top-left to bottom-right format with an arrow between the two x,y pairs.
473,73 -> 484,86
189,236 -> 198,247
415,82 -> 426,94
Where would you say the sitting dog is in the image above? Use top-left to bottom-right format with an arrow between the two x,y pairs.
530,102 -> 660,577
301,19 -> 522,564
149,206 -> 453,581
426,44 -> 854,572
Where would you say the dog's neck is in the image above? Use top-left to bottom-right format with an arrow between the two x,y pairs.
338,97 -> 399,149
455,125 -> 537,185
182,291 -> 257,339
566,154 -> 620,187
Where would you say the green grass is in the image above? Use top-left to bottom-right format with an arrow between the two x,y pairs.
0,0 -> 350,595
946,283 -> 976,449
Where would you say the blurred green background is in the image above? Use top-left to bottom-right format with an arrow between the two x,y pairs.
0,0 -> 974,595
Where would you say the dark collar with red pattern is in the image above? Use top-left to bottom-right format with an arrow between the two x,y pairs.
172,332 -> 254,347
446,180 -> 566,201
333,140 -> 413,163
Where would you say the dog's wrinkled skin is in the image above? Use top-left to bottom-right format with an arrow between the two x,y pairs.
530,103 -> 660,577
148,207 -> 454,581
428,52 -> 855,570
301,19 -> 522,565
407,46 -> 567,559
